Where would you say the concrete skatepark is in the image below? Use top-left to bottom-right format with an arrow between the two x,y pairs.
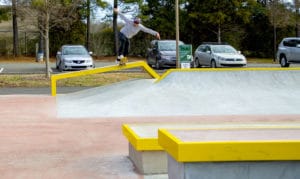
1,65 -> 300,178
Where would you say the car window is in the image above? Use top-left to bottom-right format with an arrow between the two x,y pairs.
211,45 -> 237,53
283,39 -> 300,47
158,41 -> 183,51
63,47 -> 89,55
197,45 -> 206,52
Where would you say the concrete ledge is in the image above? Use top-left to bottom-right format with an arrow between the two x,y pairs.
158,128 -> 300,162
122,122 -> 300,174
158,127 -> 300,179
167,155 -> 300,179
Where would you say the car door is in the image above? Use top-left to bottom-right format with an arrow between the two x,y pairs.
201,45 -> 212,66
195,45 -> 208,66
294,40 -> 300,62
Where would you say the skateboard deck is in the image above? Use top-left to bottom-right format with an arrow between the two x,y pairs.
119,57 -> 128,66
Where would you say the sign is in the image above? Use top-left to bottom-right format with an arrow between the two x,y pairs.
179,44 -> 192,69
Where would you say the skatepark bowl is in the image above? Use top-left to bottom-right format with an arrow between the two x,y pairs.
1,61 -> 300,179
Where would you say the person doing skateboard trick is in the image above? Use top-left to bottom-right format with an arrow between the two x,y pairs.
114,8 -> 160,65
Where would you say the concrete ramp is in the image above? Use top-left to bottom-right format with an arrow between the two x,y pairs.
57,69 -> 300,118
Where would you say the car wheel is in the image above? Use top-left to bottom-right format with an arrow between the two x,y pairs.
194,58 -> 200,68
155,60 -> 161,69
280,56 -> 290,67
211,60 -> 217,68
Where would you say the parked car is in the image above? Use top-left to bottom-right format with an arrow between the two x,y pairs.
147,40 -> 184,69
277,37 -> 300,67
194,43 -> 247,68
56,45 -> 94,72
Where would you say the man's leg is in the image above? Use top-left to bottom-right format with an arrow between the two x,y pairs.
117,33 -> 126,61
123,39 -> 130,57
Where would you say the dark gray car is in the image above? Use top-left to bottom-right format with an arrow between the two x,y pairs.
146,40 -> 184,69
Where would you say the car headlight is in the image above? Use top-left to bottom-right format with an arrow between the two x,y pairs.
218,56 -> 226,61
64,59 -> 72,63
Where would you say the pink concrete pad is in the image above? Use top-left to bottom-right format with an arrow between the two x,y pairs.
1,95 -> 300,178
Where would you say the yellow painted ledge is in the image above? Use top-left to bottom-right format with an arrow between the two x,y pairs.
122,124 -> 163,151
123,122 -> 300,152
158,128 -> 300,162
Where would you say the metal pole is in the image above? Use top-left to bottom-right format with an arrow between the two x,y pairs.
175,0 -> 179,68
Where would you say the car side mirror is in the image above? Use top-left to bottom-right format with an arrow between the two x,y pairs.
206,50 -> 211,54
89,51 -> 93,55
296,44 -> 300,48
237,51 -> 241,54
57,51 -> 61,55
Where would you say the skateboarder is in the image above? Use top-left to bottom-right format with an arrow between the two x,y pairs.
114,8 -> 160,64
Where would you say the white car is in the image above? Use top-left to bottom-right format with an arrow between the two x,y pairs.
194,43 -> 247,68
277,37 -> 300,67
56,45 -> 94,71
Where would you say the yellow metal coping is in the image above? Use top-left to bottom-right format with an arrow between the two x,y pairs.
158,128 -> 300,162
50,61 -> 160,96
123,122 -> 300,152
156,67 -> 300,83
122,124 -> 163,151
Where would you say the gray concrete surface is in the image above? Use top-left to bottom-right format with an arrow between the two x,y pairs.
168,155 -> 300,179
57,70 -> 300,118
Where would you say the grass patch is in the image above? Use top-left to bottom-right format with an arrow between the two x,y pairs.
247,58 -> 276,63
0,72 -> 152,88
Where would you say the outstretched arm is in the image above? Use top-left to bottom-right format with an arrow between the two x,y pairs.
139,24 -> 161,39
114,8 -> 130,24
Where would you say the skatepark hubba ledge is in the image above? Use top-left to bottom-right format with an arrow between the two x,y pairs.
1,63 -> 300,179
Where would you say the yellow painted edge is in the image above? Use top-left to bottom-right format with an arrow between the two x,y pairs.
158,129 -> 182,161
177,141 -> 300,162
122,124 -> 163,151
158,128 -> 300,162
123,123 -> 300,152
50,61 -> 160,96
155,67 -> 300,83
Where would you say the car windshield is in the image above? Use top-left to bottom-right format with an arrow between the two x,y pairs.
211,45 -> 237,53
158,41 -> 182,51
63,46 -> 89,55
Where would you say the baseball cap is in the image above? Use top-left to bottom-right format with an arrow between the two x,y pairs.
134,17 -> 141,24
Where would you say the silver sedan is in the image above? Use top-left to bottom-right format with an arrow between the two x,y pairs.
194,43 -> 247,68
56,45 -> 95,72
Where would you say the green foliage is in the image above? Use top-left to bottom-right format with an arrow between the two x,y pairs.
0,6 -> 10,22
49,19 -> 86,55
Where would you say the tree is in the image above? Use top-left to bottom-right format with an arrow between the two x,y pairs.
12,0 -> 19,57
267,0 -> 294,60
0,6 -> 10,22
187,0 -> 255,43
84,0 -> 108,51
29,0 -> 83,78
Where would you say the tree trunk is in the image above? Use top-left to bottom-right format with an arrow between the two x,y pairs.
217,23 -> 221,43
45,10 -> 50,78
86,0 -> 90,51
113,0 -> 118,56
12,0 -> 19,57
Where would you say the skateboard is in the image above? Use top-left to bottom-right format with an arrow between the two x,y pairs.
119,57 -> 128,66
